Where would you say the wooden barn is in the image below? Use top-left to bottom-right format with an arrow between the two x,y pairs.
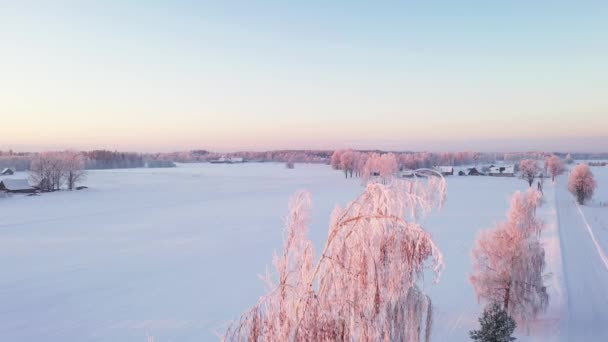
0,179 -> 36,193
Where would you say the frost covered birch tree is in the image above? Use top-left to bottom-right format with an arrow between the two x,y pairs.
544,155 -> 564,182
64,151 -> 86,190
224,174 -> 447,342
519,159 -> 540,187
470,189 -> 548,326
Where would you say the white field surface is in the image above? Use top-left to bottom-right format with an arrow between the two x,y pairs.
0,162 -> 605,341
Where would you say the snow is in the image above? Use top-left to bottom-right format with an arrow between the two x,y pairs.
555,165 -> 608,340
0,162 -> 605,341
0,164 -> 361,341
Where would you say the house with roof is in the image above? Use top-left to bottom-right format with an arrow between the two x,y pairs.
1,168 -> 14,175
0,179 -> 36,193
488,165 -> 515,177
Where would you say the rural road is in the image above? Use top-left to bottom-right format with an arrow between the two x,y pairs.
555,177 -> 608,341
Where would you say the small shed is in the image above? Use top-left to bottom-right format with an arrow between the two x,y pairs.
1,168 -> 14,175
0,179 -> 36,193
467,167 -> 483,176
458,170 -> 466,176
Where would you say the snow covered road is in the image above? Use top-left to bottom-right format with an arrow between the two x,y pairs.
555,175 -> 608,340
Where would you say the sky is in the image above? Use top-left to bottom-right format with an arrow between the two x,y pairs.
1,1 -> 607,153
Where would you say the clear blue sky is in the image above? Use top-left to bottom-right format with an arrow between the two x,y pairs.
1,1 -> 607,152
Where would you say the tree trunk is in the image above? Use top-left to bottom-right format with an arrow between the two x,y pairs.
504,285 -> 510,311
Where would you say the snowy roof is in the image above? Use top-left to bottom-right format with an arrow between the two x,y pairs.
0,179 -> 33,191
489,165 -> 515,174
436,166 -> 454,172
1,168 -> 13,174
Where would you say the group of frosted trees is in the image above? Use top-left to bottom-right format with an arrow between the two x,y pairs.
224,173 -> 447,341
470,155 -> 599,341
223,152 -> 600,341
330,150 -> 399,181
29,151 -> 86,191
518,155 -> 566,187
520,155 -> 597,205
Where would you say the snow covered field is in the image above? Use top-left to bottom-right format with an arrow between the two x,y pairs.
0,163 -> 605,341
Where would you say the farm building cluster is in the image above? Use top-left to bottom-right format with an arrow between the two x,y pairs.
399,164 -> 520,178
457,164 -> 517,177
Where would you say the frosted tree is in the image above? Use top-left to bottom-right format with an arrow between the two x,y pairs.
564,153 -> 573,164
568,164 -> 596,204
30,153 -> 55,191
519,159 -> 540,187
355,152 -> 368,178
470,303 -> 517,342
379,153 -> 399,182
340,150 -> 357,178
544,155 -> 564,182
224,173 -> 447,342
330,150 -> 345,170
361,153 -> 398,184
398,154 -> 416,170
63,151 -> 86,190
29,152 -> 66,191
330,149 -> 358,178
361,153 -> 381,183
470,190 -> 548,326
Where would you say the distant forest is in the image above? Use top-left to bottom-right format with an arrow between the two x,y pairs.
0,149 -> 607,172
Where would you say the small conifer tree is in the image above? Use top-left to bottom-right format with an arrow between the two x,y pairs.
470,303 -> 517,342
